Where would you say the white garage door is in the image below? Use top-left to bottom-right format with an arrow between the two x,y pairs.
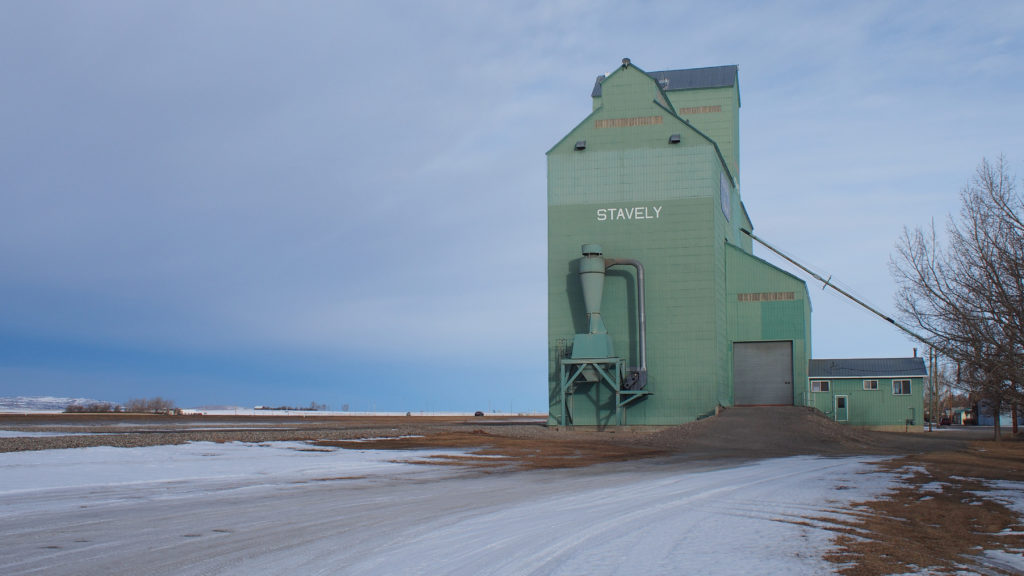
733,341 -> 793,406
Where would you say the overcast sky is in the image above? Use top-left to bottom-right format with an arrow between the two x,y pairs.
1,1 -> 1021,411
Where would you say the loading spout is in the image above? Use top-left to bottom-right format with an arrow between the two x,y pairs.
604,257 -> 647,389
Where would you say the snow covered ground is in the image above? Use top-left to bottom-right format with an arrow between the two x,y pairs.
0,442 -> 883,575
0,396 -> 109,413
0,430 -> 116,438
0,441 -> 1016,575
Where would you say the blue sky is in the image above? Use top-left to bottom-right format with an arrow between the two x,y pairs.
1,1 -> 1021,411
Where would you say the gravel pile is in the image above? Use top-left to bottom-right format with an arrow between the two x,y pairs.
636,406 -> 971,457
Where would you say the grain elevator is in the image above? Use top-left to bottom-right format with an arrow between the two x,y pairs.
548,59 -> 811,426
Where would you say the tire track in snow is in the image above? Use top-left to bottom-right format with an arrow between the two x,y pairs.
1,447 -> 896,576
340,456 -> 892,575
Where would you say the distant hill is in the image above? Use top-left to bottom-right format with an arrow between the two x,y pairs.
0,396 -> 111,412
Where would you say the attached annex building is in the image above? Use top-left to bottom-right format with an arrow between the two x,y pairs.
547,59 -> 923,429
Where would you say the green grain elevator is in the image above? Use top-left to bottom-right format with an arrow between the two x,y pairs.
548,60 -> 812,426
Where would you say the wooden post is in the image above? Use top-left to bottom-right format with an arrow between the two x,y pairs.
928,348 -> 934,432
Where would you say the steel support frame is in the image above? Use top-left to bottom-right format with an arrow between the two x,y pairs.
559,358 -> 649,426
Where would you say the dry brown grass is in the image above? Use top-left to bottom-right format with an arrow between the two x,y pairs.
824,441 -> 1024,575
315,428 -> 668,470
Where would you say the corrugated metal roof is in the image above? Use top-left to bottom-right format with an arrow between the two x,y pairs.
809,358 -> 927,378
592,65 -> 738,97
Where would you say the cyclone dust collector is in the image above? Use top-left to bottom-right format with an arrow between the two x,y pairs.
570,244 -> 616,360
558,244 -> 650,426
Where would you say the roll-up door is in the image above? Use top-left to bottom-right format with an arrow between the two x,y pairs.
733,341 -> 793,406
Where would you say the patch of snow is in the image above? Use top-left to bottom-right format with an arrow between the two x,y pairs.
341,435 -> 425,442
971,479 -> 1024,517
0,430 -> 113,438
887,566 -> 949,576
900,465 -> 930,479
919,481 -> 947,494
0,441 -> 459,502
977,549 -> 1024,574
889,564 -> 990,576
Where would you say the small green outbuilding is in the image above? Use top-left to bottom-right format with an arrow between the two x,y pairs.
808,358 -> 926,431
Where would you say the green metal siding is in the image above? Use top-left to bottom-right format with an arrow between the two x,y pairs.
548,195 -> 721,425
725,244 -> 812,406
665,85 -> 740,184
808,377 -> 925,428
549,65 -> 727,425
548,63 -> 809,425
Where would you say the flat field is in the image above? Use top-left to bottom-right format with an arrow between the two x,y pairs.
1,408 -> 1021,575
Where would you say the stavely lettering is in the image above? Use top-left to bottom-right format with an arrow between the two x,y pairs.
596,206 -> 663,221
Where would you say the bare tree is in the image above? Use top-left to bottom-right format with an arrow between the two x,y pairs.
125,397 -> 177,414
65,402 -> 122,413
891,157 -> 1023,439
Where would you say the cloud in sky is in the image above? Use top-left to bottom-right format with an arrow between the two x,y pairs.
1,1 -> 1022,410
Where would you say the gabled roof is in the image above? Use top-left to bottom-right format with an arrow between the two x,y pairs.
592,65 -> 738,97
552,59 -> 737,186
809,358 -> 928,379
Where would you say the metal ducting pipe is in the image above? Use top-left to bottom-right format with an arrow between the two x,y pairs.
604,257 -> 647,388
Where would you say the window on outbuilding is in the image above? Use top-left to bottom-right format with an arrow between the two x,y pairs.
863,380 -> 879,390
892,380 -> 911,395
811,380 -> 830,393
